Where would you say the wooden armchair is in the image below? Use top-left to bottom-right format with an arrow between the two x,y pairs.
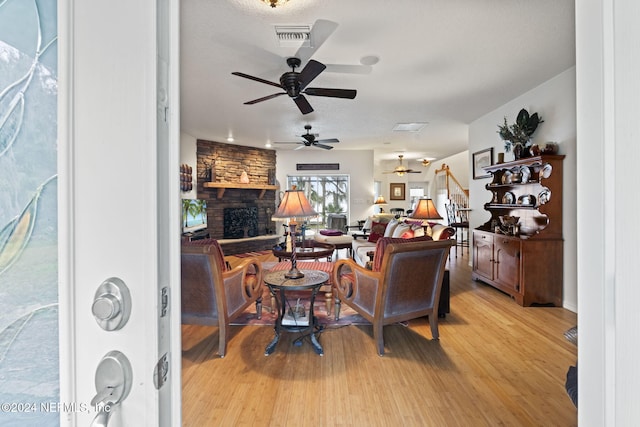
181,240 -> 263,357
332,238 -> 453,355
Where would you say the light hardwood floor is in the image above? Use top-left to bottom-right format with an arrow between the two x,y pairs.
182,249 -> 577,426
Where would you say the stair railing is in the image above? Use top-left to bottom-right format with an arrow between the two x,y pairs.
434,164 -> 469,220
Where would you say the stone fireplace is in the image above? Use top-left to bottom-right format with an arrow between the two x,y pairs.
192,139 -> 280,254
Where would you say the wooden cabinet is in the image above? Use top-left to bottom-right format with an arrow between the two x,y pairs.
472,155 -> 564,306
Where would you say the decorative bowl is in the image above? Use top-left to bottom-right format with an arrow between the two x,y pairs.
498,215 -> 520,226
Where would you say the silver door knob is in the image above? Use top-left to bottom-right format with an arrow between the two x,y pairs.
92,277 -> 131,331
91,350 -> 132,427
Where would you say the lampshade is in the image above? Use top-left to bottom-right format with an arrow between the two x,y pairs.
272,189 -> 318,220
272,188 -> 317,279
409,198 -> 443,220
374,195 -> 387,205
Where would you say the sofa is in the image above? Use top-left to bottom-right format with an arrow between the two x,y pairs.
351,216 -> 456,268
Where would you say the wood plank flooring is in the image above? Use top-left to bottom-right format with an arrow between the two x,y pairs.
182,250 -> 577,426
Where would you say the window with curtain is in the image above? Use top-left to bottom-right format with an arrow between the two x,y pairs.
287,175 -> 349,228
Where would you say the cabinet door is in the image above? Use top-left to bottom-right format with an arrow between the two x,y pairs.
473,232 -> 494,280
494,237 -> 521,292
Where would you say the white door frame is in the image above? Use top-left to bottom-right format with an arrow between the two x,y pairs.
58,0 -> 181,425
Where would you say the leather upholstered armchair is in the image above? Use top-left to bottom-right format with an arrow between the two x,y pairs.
332,239 -> 453,356
181,240 -> 263,357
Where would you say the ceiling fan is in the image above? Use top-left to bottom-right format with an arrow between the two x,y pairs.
383,155 -> 422,176
274,125 -> 339,150
231,57 -> 357,115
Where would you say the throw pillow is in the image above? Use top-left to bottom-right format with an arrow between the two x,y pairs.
411,225 -> 425,237
391,223 -> 412,238
400,229 -> 415,239
367,221 -> 387,243
319,229 -> 343,236
383,219 -> 400,237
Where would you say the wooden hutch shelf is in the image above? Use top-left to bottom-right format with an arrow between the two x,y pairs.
202,182 -> 278,199
472,154 -> 565,307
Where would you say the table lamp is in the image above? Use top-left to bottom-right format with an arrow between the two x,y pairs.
272,187 -> 318,279
409,198 -> 443,224
374,195 -> 387,213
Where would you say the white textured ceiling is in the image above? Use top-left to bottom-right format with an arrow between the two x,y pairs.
180,0 -> 575,164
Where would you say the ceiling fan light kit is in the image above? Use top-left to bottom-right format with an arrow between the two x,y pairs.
261,0 -> 289,8
383,155 -> 422,176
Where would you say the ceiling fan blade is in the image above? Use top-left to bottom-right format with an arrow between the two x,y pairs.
324,64 -> 373,75
293,95 -> 314,114
294,19 -> 339,65
294,144 -> 307,150
243,92 -> 286,105
231,72 -> 282,89
298,60 -> 326,90
304,87 -> 357,99
315,138 -> 339,143
407,170 -> 422,173
273,141 -> 302,144
313,143 -> 334,150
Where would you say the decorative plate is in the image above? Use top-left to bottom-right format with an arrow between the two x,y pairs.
540,163 -> 553,179
502,191 -> 515,204
538,188 -> 551,204
519,166 -> 531,183
517,194 -> 534,206
501,171 -> 512,184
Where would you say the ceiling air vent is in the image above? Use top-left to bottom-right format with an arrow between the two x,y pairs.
392,122 -> 429,132
274,25 -> 312,48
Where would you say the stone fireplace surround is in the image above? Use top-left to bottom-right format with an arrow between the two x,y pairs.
195,139 -> 281,254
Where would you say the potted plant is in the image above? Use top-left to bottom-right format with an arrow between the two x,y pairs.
497,108 -> 544,159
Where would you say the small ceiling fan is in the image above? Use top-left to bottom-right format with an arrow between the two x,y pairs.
274,125 -> 339,150
231,57 -> 357,115
383,155 -> 422,176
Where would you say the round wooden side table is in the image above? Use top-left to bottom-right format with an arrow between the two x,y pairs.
263,269 -> 329,356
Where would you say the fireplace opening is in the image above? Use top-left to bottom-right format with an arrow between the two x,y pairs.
223,207 -> 259,239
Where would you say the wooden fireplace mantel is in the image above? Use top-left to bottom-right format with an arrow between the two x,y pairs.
202,182 -> 278,199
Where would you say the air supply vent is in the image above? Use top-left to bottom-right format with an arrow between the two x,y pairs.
392,122 -> 429,132
274,25 -> 312,48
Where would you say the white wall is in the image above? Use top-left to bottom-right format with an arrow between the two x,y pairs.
276,149 -> 374,227
468,67 -> 577,312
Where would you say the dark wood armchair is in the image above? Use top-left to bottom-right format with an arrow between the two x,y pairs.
181,240 -> 263,357
332,239 -> 453,356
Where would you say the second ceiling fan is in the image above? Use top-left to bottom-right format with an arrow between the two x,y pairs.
274,125 -> 339,150
383,155 -> 423,176
232,57 -> 357,115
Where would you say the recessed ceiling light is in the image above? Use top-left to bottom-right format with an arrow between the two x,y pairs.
227,136 -> 234,142
392,122 -> 428,132
360,55 -> 380,66
265,142 -> 272,148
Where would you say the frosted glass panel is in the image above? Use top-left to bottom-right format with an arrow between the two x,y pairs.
0,0 -> 59,424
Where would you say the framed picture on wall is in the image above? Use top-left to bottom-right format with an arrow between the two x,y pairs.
472,148 -> 494,179
390,183 -> 405,200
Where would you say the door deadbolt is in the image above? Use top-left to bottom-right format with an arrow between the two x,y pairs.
92,277 -> 131,331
